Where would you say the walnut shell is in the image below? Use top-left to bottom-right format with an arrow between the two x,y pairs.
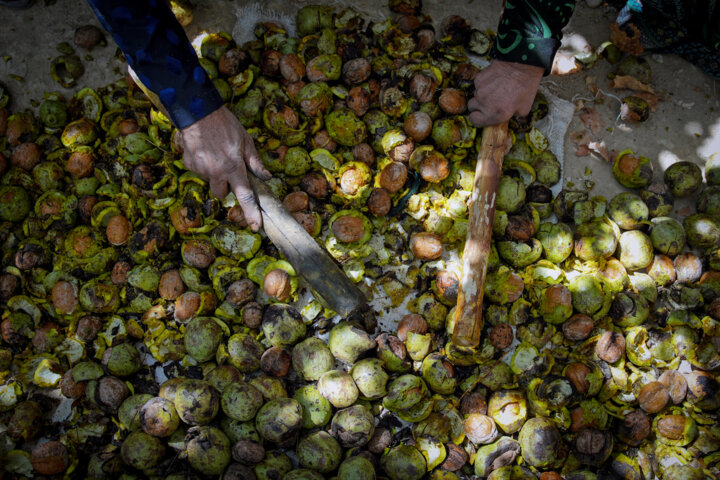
52,281 -> 78,315
367,188 -> 391,217
158,270 -> 186,301
279,53 -> 305,82
638,381 -> 669,414
73,25 -> 105,50
397,314 -> 428,341
595,331 -> 625,363
11,142 -> 41,171
31,440 -> 69,475
404,111 -> 433,142
263,268 -> 292,301
342,58 -> 371,85
106,215 -> 132,246
66,150 -> 95,178
332,215 -> 366,243
282,191 -> 310,213
379,161 -> 408,193
562,314 -> 594,341
438,88 -> 467,114
410,231 -> 443,260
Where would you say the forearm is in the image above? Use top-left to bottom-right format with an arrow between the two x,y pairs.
491,0 -> 576,74
86,0 -> 223,128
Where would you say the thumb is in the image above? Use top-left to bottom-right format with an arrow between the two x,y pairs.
244,145 -> 272,181
229,172 -> 263,232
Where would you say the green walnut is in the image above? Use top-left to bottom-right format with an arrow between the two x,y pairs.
33,161 -> 65,192
381,445 -> 427,480
328,321 -> 376,363
538,284 -> 573,325
283,470 -> 325,480
383,374 -> 428,412
421,354 -> 456,395
697,185 -> 720,215
568,274 -> 606,316
292,337 -> 334,381
102,343 -> 141,377
330,404 -> 375,448
496,239 -> 542,269
317,370 -> 359,408
254,450 -> 293,480
0,186 -> 32,222
293,385 -> 333,429
518,416 -> 563,468
350,358 -> 389,400
185,426 -> 231,475
641,183 -> 674,218
61,118 -> 96,148
608,192 -> 648,230
255,398 -> 303,445
610,290 -> 649,328
262,303 -> 306,349
533,150 -> 562,186
574,218 -> 619,261
221,381 -> 263,422
79,279 -> 119,313
227,332 -> 264,373
296,430 -> 343,473
649,217 -> 686,256
296,5 -> 334,36
184,317 -> 224,363
338,456 -> 376,480
684,213 -> 720,249
474,437 -> 521,477
325,108 -> 368,147
704,152 -> 720,189
664,161 -> 702,198
537,221 -> 574,264
139,397 -> 180,438
220,417 -> 260,444
39,95 -> 68,130
618,230 -> 654,271
249,374 -> 287,401
496,175 -> 526,213
121,431 -> 165,470
174,379 -> 220,425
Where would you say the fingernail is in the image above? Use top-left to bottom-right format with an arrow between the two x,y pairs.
250,222 -> 260,232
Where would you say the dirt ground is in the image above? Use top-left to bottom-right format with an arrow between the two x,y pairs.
1,0 -> 719,210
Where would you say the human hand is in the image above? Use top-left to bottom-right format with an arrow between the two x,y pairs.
467,60 -> 544,127
180,106 -> 271,232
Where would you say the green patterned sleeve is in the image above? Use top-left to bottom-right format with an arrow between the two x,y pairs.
491,0 -> 576,74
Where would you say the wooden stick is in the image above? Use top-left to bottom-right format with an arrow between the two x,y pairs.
452,123 -> 509,349
249,175 -> 367,317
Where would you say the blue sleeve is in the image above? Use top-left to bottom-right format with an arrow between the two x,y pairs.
86,0 -> 224,129
491,0 -> 576,74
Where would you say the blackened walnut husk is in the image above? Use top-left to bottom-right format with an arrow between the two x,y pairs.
232,439 -> 265,464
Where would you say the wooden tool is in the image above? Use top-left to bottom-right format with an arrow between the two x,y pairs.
452,123 -> 509,349
249,175 -> 367,317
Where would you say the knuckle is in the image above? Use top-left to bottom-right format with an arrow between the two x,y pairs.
235,191 -> 255,204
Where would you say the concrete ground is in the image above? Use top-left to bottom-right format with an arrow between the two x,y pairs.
2,0 -> 718,209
